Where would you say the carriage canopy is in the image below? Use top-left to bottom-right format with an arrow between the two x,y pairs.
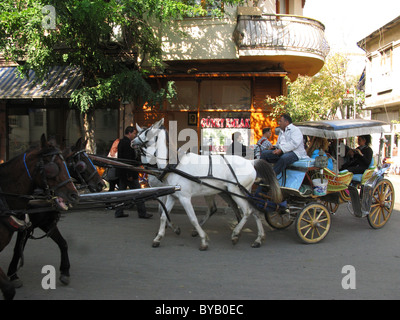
295,119 -> 391,139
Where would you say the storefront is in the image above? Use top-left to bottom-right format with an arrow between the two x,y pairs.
0,66 -> 119,161
132,73 -> 285,154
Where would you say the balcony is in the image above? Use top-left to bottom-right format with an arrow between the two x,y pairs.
234,14 -> 330,79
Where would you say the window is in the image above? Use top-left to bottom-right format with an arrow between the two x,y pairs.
276,0 -> 289,14
167,79 -> 251,111
200,80 -> 251,110
200,111 -> 251,155
33,109 -> 45,127
167,81 -> 198,111
378,45 -> 393,93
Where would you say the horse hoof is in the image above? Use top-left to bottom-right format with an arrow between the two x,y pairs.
152,241 -> 160,248
231,236 -> 239,245
199,244 -> 208,251
59,275 -> 70,285
191,230 -> 198,237
11,278 -> 23,288
251,242 -> 261,248
174,227 -> 181,235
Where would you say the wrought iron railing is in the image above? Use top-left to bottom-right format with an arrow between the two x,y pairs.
234,14 -> 330,58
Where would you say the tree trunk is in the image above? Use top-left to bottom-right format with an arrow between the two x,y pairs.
82,109 -> 96,154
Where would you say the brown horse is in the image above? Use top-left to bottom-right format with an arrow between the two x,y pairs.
0,134 -> 79,300
6,137 -> 105,289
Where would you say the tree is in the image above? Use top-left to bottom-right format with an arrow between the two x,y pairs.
266,52 -> 365,122
0,0 -> 244,151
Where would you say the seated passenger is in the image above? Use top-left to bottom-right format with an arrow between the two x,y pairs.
226,132 -> 247,157
307,137 -> 333,170
254,127 -> 273,159
261,114 -> 308,177
340,135 -> 373,174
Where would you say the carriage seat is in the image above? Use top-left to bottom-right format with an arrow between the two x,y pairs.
288,158 -> 315,169
323,168 -> 353,192
351,158 -> 375,184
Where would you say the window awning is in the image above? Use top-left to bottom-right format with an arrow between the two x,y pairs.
0,66 -> 82,99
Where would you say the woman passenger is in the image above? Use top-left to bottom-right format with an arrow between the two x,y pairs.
307,137 -> 333,170
340,135 -> 373,174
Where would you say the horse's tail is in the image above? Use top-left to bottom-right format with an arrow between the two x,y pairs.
253,159 -> 283,203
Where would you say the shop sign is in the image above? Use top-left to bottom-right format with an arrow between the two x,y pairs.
200,117 -> 250,129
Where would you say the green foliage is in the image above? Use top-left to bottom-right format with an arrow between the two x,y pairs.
0,0 -> 243,113
266,53 -> 365,122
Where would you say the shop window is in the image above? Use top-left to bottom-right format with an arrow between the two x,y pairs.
33,109 -> 45,127
199,111 -> 252,155
200,80 -> 251,110
66,108 -> 119,156
8,108 -> 47,159
167,81 -> 198,111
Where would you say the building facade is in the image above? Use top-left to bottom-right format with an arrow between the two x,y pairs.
0,0 -> 328,161
125,0 -> 329,154
357,15 -> 400,158
0,63 -> 120,162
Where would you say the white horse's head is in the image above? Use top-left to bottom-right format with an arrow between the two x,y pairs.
132,118 -> 168,168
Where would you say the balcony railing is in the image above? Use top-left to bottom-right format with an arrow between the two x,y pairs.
234,14 -> 330,59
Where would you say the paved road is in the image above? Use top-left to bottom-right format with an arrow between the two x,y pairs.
1,175 -> 400,300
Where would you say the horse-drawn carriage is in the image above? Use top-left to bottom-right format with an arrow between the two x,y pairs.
127,118 -> 394,249
0,119 -> 394,300
260,119 -> 394,244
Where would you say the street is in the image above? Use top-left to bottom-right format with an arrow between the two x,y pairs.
1,175 -> 400,300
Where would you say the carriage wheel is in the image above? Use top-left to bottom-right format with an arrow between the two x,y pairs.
295,203 -> 331,244
264,210 -> 293,230
367,179 -> 394,229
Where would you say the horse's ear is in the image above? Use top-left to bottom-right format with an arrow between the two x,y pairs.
153,118 -> 164,129
40,134 -> 47,148
136,123 -> 142,132
73,137 -> 83,151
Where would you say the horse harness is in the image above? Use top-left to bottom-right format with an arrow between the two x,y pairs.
135,126 -> 253,198
65,150 -> 98,190
0,149 -> 72,231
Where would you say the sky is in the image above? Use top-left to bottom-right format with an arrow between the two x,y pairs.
303,0 -> 400,54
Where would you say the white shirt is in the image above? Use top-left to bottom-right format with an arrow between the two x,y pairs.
276,123 -> 308,159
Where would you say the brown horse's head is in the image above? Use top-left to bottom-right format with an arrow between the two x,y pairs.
26,134 -> 79,210
64,137 -> 105,192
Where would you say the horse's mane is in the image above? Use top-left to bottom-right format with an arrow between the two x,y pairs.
0,142 -> 60,170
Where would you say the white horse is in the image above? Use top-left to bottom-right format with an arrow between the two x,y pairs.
133,119 -> 282,250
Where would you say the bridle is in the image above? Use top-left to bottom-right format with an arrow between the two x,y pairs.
23,149 -> 74,198
66,149 -> 98,188
135,126 -> 169,165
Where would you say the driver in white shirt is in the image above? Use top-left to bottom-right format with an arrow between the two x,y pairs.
261,114 -> 307,177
